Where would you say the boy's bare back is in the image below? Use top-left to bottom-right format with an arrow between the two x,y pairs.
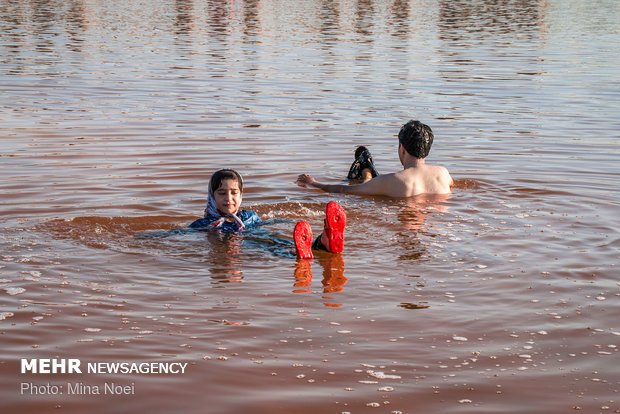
392,163 -> 453,197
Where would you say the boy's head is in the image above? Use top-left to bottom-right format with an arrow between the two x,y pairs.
398,120 -> 434,159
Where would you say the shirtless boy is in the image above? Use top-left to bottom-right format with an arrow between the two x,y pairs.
297,120 -> 453,198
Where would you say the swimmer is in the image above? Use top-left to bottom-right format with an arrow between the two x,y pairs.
189,169 -> 262,231
189,169 -> 346,259
298,120 -> 453,197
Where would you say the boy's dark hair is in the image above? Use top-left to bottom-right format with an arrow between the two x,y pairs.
209,169 -> 243,194
398,120 -> 434,159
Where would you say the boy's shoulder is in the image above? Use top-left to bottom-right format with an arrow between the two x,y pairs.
432,164 -> 452,182
419,164 -> 453,193
426,164 -> 450,176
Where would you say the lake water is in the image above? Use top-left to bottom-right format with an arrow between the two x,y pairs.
1,0 -> 619,413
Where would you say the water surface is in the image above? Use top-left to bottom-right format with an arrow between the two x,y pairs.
1,0 -> 619,413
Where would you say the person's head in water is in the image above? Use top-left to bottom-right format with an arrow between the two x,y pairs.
398,120 -> 434,159
209,169 -> 243,216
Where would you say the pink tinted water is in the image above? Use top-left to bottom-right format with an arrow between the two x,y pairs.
1,1 -> 619,413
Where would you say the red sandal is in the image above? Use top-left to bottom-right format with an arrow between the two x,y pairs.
324,201 -> 346,253
294,221 -> 314,259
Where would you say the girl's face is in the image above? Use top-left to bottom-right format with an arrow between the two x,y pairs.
213,178 -> 242,215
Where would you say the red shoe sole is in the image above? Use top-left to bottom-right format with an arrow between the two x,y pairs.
294,221 -> 314,259
325,201 -> 346,253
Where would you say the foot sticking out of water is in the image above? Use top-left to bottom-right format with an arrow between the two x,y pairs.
347,146 -> 379,183
322,201 -> 346,254
294,202 -> 347,258
294,221 -> 314,259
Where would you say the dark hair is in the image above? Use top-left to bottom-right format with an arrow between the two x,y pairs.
398,120 -> 434,159
209,169 -> 243,194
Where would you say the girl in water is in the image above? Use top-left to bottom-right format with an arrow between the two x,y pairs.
189,169 -> 346,259
188,169 -> 261,231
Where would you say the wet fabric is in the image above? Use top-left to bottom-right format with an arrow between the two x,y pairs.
189,210 -> 262,232
312,235 -> 329,252
346,147 -> 379,180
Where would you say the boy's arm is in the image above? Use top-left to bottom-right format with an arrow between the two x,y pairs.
297,174 -> 393,197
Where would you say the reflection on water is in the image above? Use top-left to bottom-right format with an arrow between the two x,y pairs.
294,253 -> 348,307
2,0 -> 620,413
438,0 -> 548,39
